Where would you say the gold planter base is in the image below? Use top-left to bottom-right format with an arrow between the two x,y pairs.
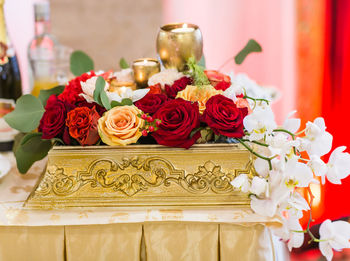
24,144 -> 255,209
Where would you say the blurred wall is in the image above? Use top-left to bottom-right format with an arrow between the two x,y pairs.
51,0 -> 162,70
5,0 -> 162,93
163,0 -> 296,123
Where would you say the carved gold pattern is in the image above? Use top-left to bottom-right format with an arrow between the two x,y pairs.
35,157 -> 255,197
25,144 -> 255,208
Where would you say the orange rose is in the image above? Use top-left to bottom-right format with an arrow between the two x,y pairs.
176,85 -> 222,114
66,106 -> 100,146
97,105 -> 144,146
204,70 -> 231,90
235,97 -> 253,114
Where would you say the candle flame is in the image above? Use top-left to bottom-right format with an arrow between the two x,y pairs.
143,59 -> 147,64
183,23 -> 188,29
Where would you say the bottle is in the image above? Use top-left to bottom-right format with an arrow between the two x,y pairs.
0,0 -> 22,151
28,1 -> 60,97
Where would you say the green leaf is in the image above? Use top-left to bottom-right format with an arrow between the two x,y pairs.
14,132 -> 52,174
234,39 -> 262,65
51,137 -> 64,145
93,76 -> 105,105
111,101 -> 123,107
38,85 -> 65,106
100,91 -> 111,110
186,56 -> 210,86
4,95 -> 45,132
198,55 -> 206,68
70,50 -> 94,76
12,132 -> 26,153
190,127 -> 203,138
119,58 -> 130,69
214,134 -> 221,142
121,98 -> 133,106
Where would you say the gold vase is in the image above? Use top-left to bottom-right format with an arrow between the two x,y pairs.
156,23 -> 203,72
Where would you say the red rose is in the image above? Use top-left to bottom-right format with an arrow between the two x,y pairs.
76,100 -> 107,116
204,70 -> 231,91
58,71 -> 96,105
165,76 -> 193,99
152,98 -> 201,148
135,93 -> 168,115
202,94 -> 248,138
65,106 -> 100,146
214,80 -> 231,91
39,95 -> 70,140
147,83 -> 163,94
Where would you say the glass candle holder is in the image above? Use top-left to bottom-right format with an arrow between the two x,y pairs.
132,58 -> 160,88
156,23 -> 203,72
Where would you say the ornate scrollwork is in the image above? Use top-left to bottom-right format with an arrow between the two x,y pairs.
36,156 -> 255,197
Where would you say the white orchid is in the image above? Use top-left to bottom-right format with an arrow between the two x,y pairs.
283,156 -> 314,188
230,174 -> 250,193
0,154 -> 11,179
227,72 -> 279,102
106,88 -> 149,103
319,219 -> 350,261
243,104 -> 277,141
283,111 -> 301,134
266,132 -> 299,158
273,212 -> 304,251
80,76 -> 109,103
249,176 -> 268,196
326,146 -> 350,184
308,155 -> 328,184
148,68 -> 183,89
300,117 -> 333,157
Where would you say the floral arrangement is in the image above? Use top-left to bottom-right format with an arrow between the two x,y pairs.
4,42 -> 350,260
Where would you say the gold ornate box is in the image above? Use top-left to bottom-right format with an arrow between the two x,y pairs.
25,144 -> 255,209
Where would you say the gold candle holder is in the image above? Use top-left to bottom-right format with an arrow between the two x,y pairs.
156,23 -> 203,72
132,58 -> 160,88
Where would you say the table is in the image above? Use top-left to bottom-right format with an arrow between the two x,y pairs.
0,154 -> 288,261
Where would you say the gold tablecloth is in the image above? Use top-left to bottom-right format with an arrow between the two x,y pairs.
0,154 -> 287,261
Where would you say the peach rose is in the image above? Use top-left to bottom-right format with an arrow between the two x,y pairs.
176,85 -> 223,114
98,105 -> 144,146
235,98 -> 253,114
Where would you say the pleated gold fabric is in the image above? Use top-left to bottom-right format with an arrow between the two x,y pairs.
65,223 -> 143,261
144,222 -> 219,261
0,223 -> 281,260
220,223 -> 275,261
0,226 -> 64,261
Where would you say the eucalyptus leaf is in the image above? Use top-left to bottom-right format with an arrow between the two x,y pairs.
14,132 -> 52,174
234,39 -> 262,65
38,85 -> 65,106
100,91 -> 111,110
70,50 -> 94,76
119,58 -> 130,69
111,101 -> 123,107
4,95 -> 45,132
121,98 -> 133,106
93,76 -> 105,105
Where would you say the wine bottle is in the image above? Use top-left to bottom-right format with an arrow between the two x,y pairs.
0,0 -> 22,151
28,1 -> 60,97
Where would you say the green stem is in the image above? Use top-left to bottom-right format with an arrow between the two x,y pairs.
240,139 -> 269,147
272,129 -> 296,140
237,139 -> 273,170
244,95 -> 270,105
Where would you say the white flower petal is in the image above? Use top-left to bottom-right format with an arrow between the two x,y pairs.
231,174 -> 250,193
132,89 -> 150,102
250,176 -> 268,196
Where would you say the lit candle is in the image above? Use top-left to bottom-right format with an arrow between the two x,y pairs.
171,23 -> 195,33
132,58 -> 160,88
133,59 -> 158,66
